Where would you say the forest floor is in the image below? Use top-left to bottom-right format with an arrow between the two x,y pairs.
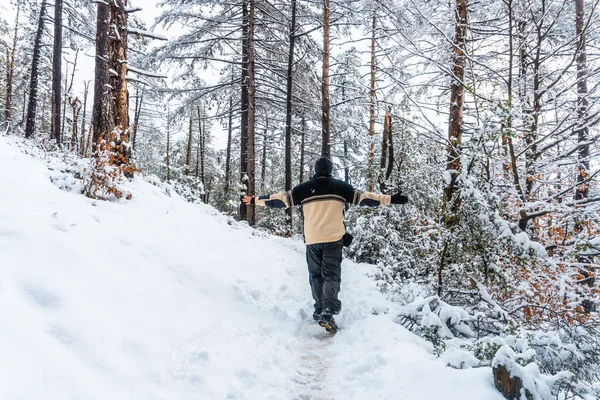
0,136 -> 504,399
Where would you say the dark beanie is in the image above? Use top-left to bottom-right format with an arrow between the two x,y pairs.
314,157 -> 333,176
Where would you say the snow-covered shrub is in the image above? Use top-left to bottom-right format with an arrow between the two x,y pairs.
171,175 -> 205,204
256,207 -> 292,237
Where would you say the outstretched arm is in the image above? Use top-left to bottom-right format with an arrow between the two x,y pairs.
349,190 -> 408,207
242,191 -> 292,209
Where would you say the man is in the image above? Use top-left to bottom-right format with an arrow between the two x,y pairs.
243,157 -> 408,332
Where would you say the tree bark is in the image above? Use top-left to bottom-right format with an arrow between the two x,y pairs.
246,0 -> 256,225
166,108 -> 170,182
131,87 -> 143,154
284,0 -> 297,232
380,108 -> 394,192
80,81 -> 89,156
107,0 -> 130,163
261,119 -> 268,192
574,0 -> 594,313
4,5 -> 20,131
443,0 -> 468,227
368,7 -> 377,191
225,96 -> 233,195
50,0 -> 62,144
197,106 -> 206,195
321,0 -> 331,158
525,4 -> 543,201
575,0 -> 589,202
62,50 -> 79,144
240,0 -> 249,221
300,115 -> 306,183
25,1 -> 46,139
70,97 -> 81,151
185,109 -> 193,176
91,1 -> 109,147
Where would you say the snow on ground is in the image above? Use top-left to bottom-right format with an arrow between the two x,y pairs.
0,136 -> 504,399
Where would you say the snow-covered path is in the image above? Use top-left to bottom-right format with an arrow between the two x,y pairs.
0,136 -> 504,399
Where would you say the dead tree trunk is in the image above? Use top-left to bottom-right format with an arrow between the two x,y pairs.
91,1 -> 109,147
4,5 -> 20,131
321,0 -> 331,158
443,0 -> 468,227
70,97 -> 81,151
80,81 -> 90,156
131,87 -> 143,154
50,0 -> 62,144
247,0 -> 256,225
368,7 -> 377,191
62,50 -> 78,144
25,0 -> 46,139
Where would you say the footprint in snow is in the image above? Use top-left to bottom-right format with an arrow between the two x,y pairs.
22,283 -> 60,309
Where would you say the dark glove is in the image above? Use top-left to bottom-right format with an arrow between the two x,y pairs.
391,193 -> 408,204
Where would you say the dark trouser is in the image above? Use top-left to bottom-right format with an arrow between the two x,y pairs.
306,239 -> 343,314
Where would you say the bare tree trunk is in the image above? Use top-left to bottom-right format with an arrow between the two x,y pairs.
91,1 -> 109,147
344,140 -> 349,183
260,119 -> 268,192
525,5 -> 542,201
50,0 -> 62,144
504,0 -> 526,206
342,81 -> 349,183
368,7 -> 377,191
247,0 -> 256,225
442,0 -> 468,227
300,115 -> 306,183
4,5 -> 20,131
195,118 -> 201,178
80,81 -> 89,156
62,50 -> 79,144
197,105 -> 206,195
575,0 -> 589,203
380,108 -> 393,192
166,108 -> 171,182
225,96 -> 233,195
84,127 -> 92,157
386,111 -> 394,183
574,0 -> 594,313
284,0 -> 297,232
107,0 -> 130,163
321,0 -> 331,158
25,0 -> 47,139
185,109 -> 193,176
131,87 -> 143,154
70,97 -> 81,151
240,0 -> 249,221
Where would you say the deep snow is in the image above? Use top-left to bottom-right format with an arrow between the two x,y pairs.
0,136 -> 504,399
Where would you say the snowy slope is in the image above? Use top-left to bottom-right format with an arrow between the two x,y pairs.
0,136 -> 504,400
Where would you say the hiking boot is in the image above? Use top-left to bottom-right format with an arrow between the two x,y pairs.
312,310 -> 321,322
318,308 -> 339,333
